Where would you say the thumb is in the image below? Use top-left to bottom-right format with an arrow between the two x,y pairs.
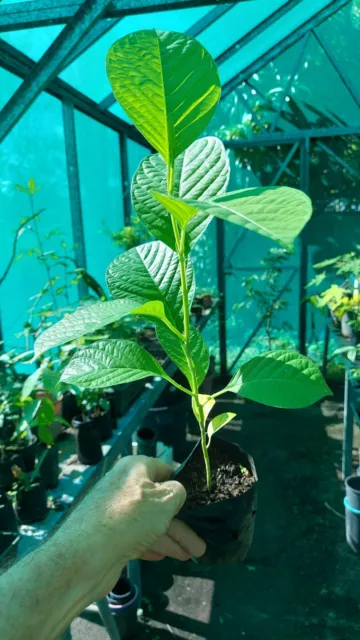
155,479 -> 187,518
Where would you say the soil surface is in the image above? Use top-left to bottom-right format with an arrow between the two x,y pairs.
181,446 -> 255,508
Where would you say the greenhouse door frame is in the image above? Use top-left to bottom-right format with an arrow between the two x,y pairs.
220,128 -> 360,375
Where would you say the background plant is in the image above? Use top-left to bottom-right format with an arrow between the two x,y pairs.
33,30 -> 331,491
234,248 -> 292,350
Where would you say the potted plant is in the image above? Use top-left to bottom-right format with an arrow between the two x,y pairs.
12,454 -> 48,525
71,390 -> 111,465
33,29 -> 331,563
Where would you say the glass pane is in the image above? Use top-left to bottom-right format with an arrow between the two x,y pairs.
219,0 -> 331,85
60,6 -> 210,102
127,140 -> 149,186
282,32 -> 360,128
197,0 -> 288,60
2,25 -> 63,61
306,136 -> 360,262
0,89 -> 72,349
317,2 -> 360,99
75,112 -> 123,290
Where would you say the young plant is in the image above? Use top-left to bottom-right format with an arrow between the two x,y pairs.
33,30 -> 331,491
234,248 -> 292,350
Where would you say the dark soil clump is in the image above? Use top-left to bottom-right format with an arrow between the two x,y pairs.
182,445 -> 255,509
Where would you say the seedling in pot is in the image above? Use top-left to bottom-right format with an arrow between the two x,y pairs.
33,30 -> 331,494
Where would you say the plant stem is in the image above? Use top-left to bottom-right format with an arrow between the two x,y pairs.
166,163 -> 212,491
29,194 -> 58,311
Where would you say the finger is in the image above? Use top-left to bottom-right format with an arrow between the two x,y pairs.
141,550 -> 165,561
149,533 -> 191,561
167,518 -> 206,558
155,479 -> 187,516
112,456 -> 174,484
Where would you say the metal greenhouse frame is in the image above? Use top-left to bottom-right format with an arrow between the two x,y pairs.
0,0 -> 359,375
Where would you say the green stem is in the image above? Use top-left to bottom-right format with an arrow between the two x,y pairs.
167,162 -> 212,491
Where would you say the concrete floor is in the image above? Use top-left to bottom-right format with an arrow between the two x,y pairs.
70,386 -> 360,640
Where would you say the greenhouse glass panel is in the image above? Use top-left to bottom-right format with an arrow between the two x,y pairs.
60,6 -> 211,102
196,0 -> 288,60
2,25 -> 63,61
218,0 -> 337,86
75,112 -> 123,290
0,81 -> 73,350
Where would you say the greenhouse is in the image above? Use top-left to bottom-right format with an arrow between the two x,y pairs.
1,0 -> 360,638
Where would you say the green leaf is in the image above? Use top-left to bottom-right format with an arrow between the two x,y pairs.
199,394 -> 215,421
21,362 -> 47,400
34,299 -> 145,357
61,339 -> 170,389
106,241 -> 195,330
15,184 -> 29,194
131,301 -> 184,339
158,187 -> 312,249
106,30 -> 220,164
38,425 -> 54,446
152,191 -> 197,229
132,137 -> 229,251
207,412 -> 236,444
156,323 -> 209,386
37,397 -> 55,428
227,350 -> 332,409
41,368 -> 61,396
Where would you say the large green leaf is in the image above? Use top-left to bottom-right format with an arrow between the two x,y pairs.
106,30 -> 220,164
156,187 -> 312,249
227,351 -> 332,409
61,340 -> 170,389
34,299 -> 144,357
106,241 -> 195,330
156,322 -> 209,386
132,137 -> 229,251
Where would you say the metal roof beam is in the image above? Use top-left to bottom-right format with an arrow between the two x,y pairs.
221,0 -> 350,99
0,0 -> 116,143
0,38 -> 150,146
223,124 -> 360,148
0,0 -> 242,32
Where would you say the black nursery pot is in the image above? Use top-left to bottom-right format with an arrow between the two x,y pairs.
98,408 -> 113,442
62,391 -> 78,425
174,436 -> 257,564
135,427 -> 157,457
72,417 -> 103,466
15,480 -> 48,525
39,445 -> 59,489
19,434 -> 38,472
345,475 -> 360,554
0,452 -> 24,491
0,491 -> 18,532
107,576 -> 139,639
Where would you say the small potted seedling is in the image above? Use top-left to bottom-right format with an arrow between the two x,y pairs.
72,389 -> 111,465
33,30 -> 331,563
12,451 -> 48,525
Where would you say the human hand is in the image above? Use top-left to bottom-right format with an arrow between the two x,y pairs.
58,456 -> 205,600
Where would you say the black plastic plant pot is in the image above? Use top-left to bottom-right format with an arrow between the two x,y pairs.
135,427 -> 157,457
62,392 -> 78,425
345,475 -> 360,554
174,436 -> 257,564
0,491 -> 18,532
98,409 -> 113,442
39,445 -> 59,489
72,417 -> 103,466
0,452 -> 24,491
107,576 -> 139,639
15,480 -> 48,525
19,435 -> 38,472
144,396 -> 190,462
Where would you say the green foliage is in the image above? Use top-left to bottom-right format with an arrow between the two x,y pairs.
34,29 -> 331,490
235,248 -> 292,350
225,351 -> 331,409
